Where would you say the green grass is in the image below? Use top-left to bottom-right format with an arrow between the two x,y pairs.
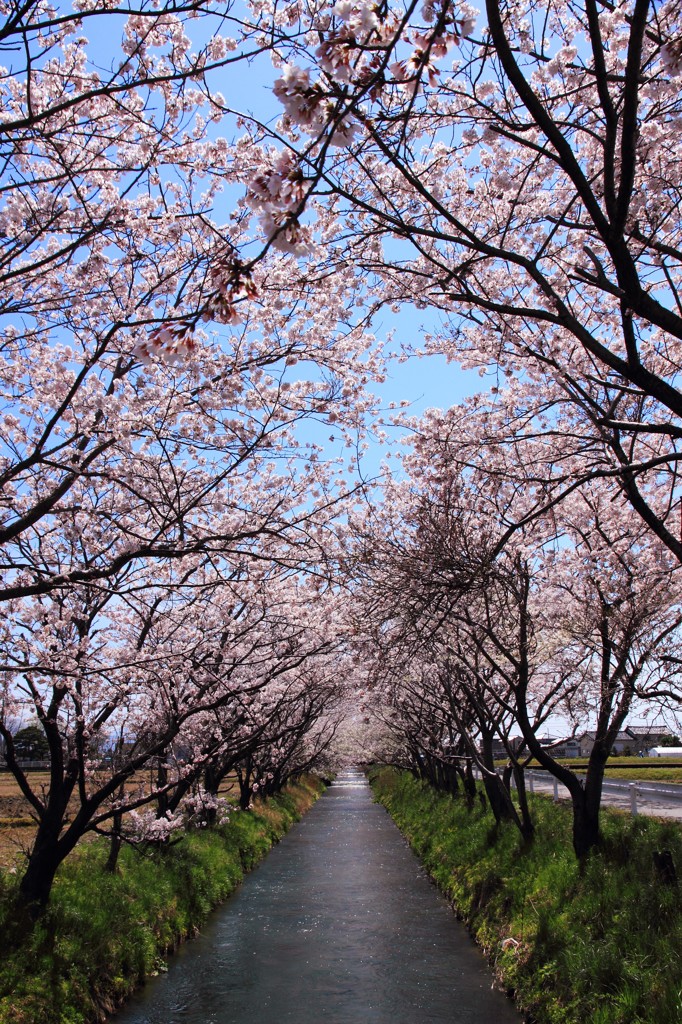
370,767 -> 682,1024
521,758 -> 682,783
0,776 -> 325,1024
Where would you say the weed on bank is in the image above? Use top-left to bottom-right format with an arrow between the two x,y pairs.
0,777 -> 324,1024
370,767 -> 682,1024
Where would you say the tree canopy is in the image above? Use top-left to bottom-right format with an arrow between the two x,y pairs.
2,0 -> 682,911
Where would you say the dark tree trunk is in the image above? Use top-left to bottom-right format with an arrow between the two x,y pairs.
203,764 -> 222,826
571,792 -> 602,860
156,762 -> 169,817
512,764 -> 534,842
18,824 -> 64,914
571,745 -> 609,859
482,772 -> 516,824
462,762 -> 477,810
238,756 -> 253,810
515,690 -> 606,859
443,761 -> 460,796
105,809 -> 124,873
479,732 -> 517,825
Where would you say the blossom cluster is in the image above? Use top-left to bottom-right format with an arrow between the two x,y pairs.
244,146 -> 312,253
134,321 -> 198,364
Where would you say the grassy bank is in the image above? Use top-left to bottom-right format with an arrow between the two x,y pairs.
0,776 -> 324,1024
523,759 -> 682,783
370,767 -> 682,1024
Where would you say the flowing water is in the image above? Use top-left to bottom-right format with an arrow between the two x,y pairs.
111,769 -> 520,1024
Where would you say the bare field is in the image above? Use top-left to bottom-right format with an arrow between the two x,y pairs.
0,772 -> 58,869
0,771 -> 239,868
561,758 -> 682,783
0,825 -> 33,869
522,758 -> 682,783
0,770 -> 49,799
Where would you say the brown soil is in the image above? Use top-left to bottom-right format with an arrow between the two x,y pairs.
0,770 -> 239,867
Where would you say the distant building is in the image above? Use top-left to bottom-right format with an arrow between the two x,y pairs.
623,725 -> 675,750
491,735 -> 525,760
578,726 -> 675,757
649,747 -> 682,758
489,726 -> 677,761
490,735 -> 583,760
544,737 -> 581,759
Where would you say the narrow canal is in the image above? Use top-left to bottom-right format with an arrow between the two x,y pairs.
112,769 -> 520,1024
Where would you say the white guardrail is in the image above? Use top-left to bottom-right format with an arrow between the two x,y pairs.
472,766 -> 682,816
523,769 -> 682,816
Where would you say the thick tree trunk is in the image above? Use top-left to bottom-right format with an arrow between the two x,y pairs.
479,731 -> 517,825
571,791 -> 602,860
442,761 -> 460,796
514,690 -> 605,859
462,762 -> 477,810
18,822 -> 64,914
155,762 -> 170,817
105,809 -> 124,873
512,765 -> 534,842
571,750 -> 608,859
105,832 -> 123,874
203,764 -> 222,826
482,772 -> 516,824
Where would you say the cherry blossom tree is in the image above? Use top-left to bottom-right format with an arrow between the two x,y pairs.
351,407 -> 682,856
233,665 -> 346,807
232,0 -> 682,561
350,477 -> 539,833
0,0 -> 387,602
0,4 -> 388,917
0,553 -> 354,909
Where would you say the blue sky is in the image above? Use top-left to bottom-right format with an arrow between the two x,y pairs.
74,6 -> 485,431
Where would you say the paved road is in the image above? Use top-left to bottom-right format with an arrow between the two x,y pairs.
524,770 -> 682,819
